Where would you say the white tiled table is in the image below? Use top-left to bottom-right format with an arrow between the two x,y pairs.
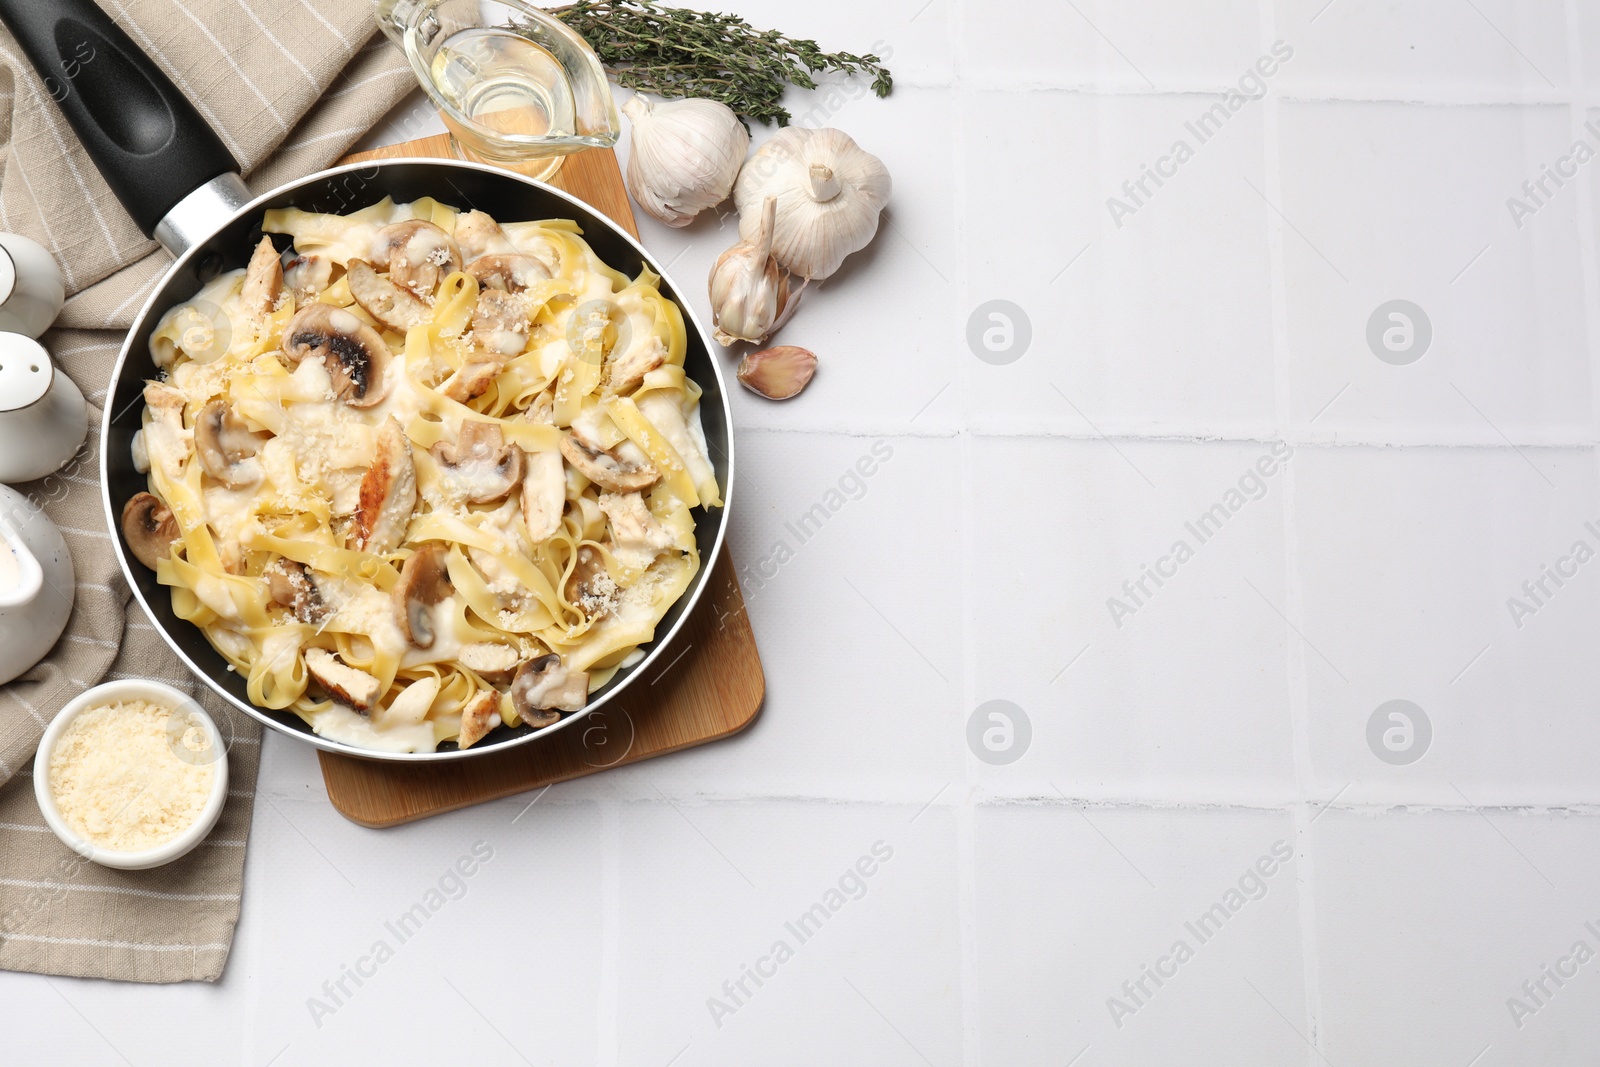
9,1 -> 1600,1063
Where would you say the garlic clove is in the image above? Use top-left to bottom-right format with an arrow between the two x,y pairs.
623,95 -> 751,228
737,346 -> 817,400
733,127 -> 891,280
708,195 -> 792,347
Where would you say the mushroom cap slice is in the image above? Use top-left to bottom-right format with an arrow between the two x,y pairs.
469,288 -> 530,357
281,304 -> 393,408
521,448 -> 566,544
238,236 -> 284,332
354,417 -> 418,556
194,398 -> 265,488
347,258 -> 430,332
391,543 -> 453,649
456,690 -> 502,749
466,253 -> 551,294
121,492 -> 179,571
559,432 -> 659,494
510,653 -> 589,727
304,648 -> 381,714
266,558 -> 330,624
431,421 -> 525,504
459,642 -> 522,685
372,219 -> 461,298
455,209 -> 518,262
564,543 -> 619,618
282,251 -> 333,306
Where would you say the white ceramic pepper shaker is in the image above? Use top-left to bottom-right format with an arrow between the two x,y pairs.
0,333 -> 88,483
0,232 -> 66,338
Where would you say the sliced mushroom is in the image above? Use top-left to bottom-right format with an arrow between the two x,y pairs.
392,543 -> 452,649
281,304 -> 392,407
353,417 -> 417,555
142,381 -> 191,480
431,421 -> 525,504
454,209 -> 518,262
559,432 -> 659,494
304,648 -> 381,714
466,253 -> 551,294
605,335 -> 667,395
469,288 -> 530,357
282,251 -> 333,306
598,491 -> 674,572
346,258 -> 430,332
372,219 -> 461,298
266,558 -> 330,624
459,642 -> 523,684
238,236 -> 284,334
521,448 -> 566,544
440,356 -> 508,403
510,653 -> 589,727
564,544 -> 618,618
121,492 -> 179,571
456,690 -> 502,749
194,398 -> 266,488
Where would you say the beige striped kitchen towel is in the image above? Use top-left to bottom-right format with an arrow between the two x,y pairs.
0,0 -> 415,982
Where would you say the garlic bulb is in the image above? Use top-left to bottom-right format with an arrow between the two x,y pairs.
708,196 -> 797,347
623,95 -> 750,228
733,127 -> 891,280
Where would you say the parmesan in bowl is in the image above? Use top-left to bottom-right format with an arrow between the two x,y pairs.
33,680 -> 228,870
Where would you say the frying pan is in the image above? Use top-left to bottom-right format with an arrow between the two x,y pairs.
0,0 -> 733,761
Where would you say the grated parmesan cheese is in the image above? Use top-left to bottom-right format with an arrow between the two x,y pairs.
48,700 -> 216,852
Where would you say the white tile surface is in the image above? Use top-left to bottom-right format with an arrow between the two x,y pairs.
963,90 -> 1278,439
1276,100 -> 1593,442
13,0 -> 1600,1061
1294,445 -> 1600,805
1312,809 -> 1600,1065
1274,0 -> 1571,97
960,0 -> 1264,89
615,801 -> 960,1066
974,805 -> 1308,1065
968,435 -> 1296,803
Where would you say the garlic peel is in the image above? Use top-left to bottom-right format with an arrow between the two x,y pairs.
737,346 -> 816,400
734,127 -> 891,280
624,95 -> 750,228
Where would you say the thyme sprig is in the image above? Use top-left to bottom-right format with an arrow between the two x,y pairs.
545,0 -> 893,126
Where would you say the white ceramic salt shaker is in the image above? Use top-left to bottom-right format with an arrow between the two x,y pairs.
0,233 -> 65,338
0,333 -> 88,483
0,483 -> 75,685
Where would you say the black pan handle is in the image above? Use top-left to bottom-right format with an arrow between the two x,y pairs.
0,0 -> 240,237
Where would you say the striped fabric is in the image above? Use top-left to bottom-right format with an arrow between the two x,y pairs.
0,0 -> 413,982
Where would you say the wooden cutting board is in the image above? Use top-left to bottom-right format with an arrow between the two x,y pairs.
316,139 -> 764,827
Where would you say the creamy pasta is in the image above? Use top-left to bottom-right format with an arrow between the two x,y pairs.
120,197 -> 721,753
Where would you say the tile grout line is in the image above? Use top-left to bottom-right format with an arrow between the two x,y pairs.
950,0 -> 983,1063
954,79 -> 1583,108
735,424 -> 1600,449
1259,5 -> 1327,1064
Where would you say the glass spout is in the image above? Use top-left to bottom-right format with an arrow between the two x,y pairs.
375,0 -> 620,180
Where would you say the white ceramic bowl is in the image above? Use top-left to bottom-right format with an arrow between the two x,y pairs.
33,679 -> 229,870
